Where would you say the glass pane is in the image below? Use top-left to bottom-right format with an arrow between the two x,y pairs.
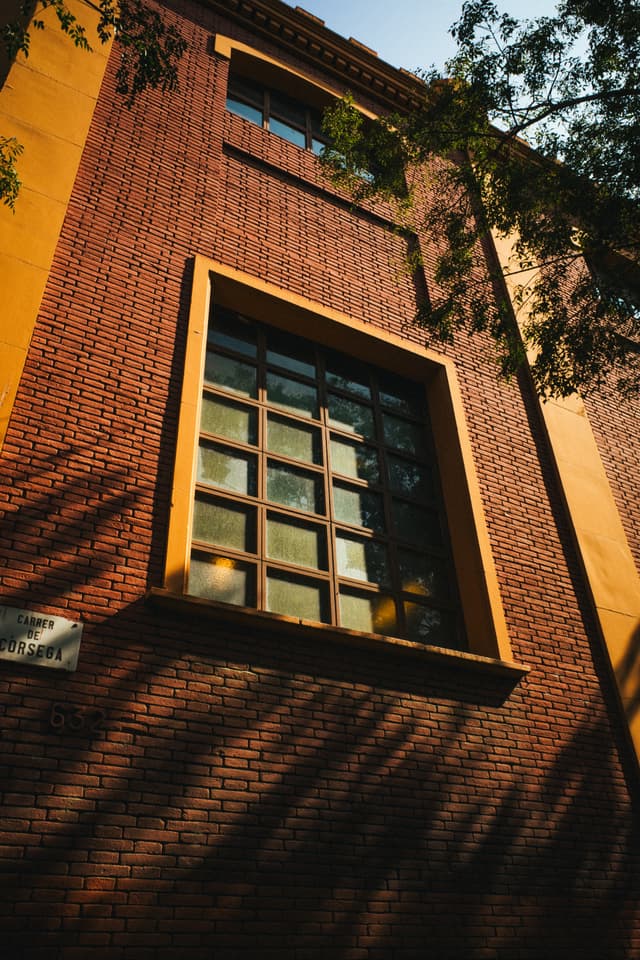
388,455 -> 434,500
382,412 -> 425,455
311,138 -> 326,156
267,573 -> 329,623
311,110 -> 327,141
267,462 -> 324,514
270,92 -> 306,128
205,352 -> 257,398
269,117 -> 306,148
227,97 -> 263,126
189,553 -> 255,606
339,590 -> 397,635
209,308 -> 257,357
197,443 -> 257,495
192,497 -> 255,552
266,331 -> 315,378
398,549 -> 450,600
336,534 -> 389,585
268,415 -> 322,464
333,484 -> 384,531
405,603 -> 459,648
200,395 -> 257,445
227,75 -> 263,108
267,371 -> 318,418
326,356 -> 371,399
328,394 -> 375,438
330,437 -> 379,482
392,500 -> 442,548
267,515 -> 326,570
378,374 -> 424,417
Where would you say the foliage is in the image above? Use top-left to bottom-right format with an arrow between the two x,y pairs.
0,136 -> 23,208
0,0 -> 187,207
321,0 -> 640,398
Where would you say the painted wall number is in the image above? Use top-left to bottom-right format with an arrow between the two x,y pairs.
49,702 -> 107,733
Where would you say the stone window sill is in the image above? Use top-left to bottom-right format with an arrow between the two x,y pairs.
146,587 -> 529,682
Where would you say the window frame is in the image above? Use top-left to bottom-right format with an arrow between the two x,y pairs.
226,73 -> 327,155
161,256 -> 516,668
215,35 -> 380,159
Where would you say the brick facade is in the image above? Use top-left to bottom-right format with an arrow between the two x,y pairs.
0,1 -> 639,957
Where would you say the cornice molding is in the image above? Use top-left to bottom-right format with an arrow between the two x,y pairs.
202,0 -> 425,110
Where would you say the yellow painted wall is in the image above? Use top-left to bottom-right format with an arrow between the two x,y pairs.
0,0 -> 112,449
492,231 -> 640,761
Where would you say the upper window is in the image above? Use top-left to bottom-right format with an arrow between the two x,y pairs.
227,73 -> 329,156
186,303 -> 466,651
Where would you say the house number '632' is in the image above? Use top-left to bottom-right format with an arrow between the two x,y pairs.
49,702 -> 107,733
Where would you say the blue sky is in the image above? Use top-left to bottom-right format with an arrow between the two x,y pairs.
285,1 -> 562,73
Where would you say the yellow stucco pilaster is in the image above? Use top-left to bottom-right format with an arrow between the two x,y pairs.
492,232 -> 640,762
0,1 -> 112,449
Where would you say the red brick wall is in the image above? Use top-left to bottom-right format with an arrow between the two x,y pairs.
0,2 -> 638,957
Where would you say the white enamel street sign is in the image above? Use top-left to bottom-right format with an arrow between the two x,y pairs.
0,605 -> 82,671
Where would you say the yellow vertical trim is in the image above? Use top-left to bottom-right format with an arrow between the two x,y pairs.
428,363 -> 512,661
0,0 -> 112,450
164,258 -> 211,594
493,231 -> 640,761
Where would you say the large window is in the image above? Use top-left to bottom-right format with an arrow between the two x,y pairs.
226,73 -> 329,156
186,304 -> 465,651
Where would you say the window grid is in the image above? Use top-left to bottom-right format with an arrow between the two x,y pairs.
189,307 -> 465,649
226,73 -> 328,155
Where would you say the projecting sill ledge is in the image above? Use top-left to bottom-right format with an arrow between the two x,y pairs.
147,588 -> 529,682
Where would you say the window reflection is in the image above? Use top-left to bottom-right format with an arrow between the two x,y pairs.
192,305 -> 462,646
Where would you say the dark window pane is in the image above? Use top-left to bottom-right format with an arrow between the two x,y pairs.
200,395 -> 257,445
192,496 -> 255,552
378,374 -> 424,417
197,442 -> 257,496
328,393 -> 375,438
266,330 -> 316,377
267,462 -> 324,514
267,571 -> 329,623
209,308 -> 257,357
388,455 -> 434,499
339,589 -> 397,635
405,602 -> 460,648
310,110 -> 325,140
336,534 -> 390,585
392,500 -> 442,547
269,117 -> 306,148
267,514 -> 326,570
333,483 -> 385,531
326,355 -> 371,399
205,352 -> 257,398
267,371 -> 318,418
189,553 -> 255,607
227,97 -> 263,126
268,415 -> 322,464
270,91 -> 306,128
330,437 -> 379,482
398,549 -> 450,600
382,412 -> 425,455
227,75 -> 263,107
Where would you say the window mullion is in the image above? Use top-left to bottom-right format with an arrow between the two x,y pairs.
263,89 -> 270,131
257,328 -> 267,612
317,349 -> 339,627
371,374 -> 403,633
